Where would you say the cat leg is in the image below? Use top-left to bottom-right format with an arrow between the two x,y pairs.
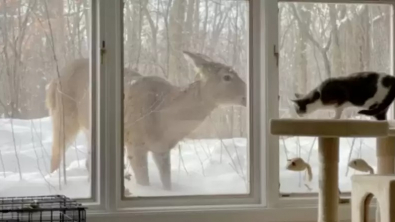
370,107 -> 389,120
152,151 -> 171,190
374,110 -> 388,120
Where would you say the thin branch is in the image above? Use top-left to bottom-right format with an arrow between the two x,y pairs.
178,145 -> 189,174
0,150 -> 6,178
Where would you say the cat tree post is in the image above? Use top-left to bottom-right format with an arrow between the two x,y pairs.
318,137 -> 339,222
375,127 -> 395,222
271,119 -> 388,222
376,136 -> 395,175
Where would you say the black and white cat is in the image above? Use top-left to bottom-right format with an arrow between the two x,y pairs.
291,72 -> 395,120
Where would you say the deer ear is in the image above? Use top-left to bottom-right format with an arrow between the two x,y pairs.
183,51 -> 211,70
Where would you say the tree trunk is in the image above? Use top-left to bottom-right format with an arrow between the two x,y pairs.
185,0 -> 195,49
168,0 -> 186,84
329,4 -> 343,77
295,4 -> 310,94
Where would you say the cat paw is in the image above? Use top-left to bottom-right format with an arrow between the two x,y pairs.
358,109 -> 373,115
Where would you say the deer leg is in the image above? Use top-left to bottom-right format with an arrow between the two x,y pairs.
86,150 -> 91,173
152,151 -> 171,190
129,148 -> 149,186
123,149 -> 132,181
83,129 -> 91,181
50,112 -> 80,173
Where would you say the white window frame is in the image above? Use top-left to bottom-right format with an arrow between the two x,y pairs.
72,0 -> 107,211
51,0 -> 101,210
94,0 -> 268,213
81,0 -> 394,221
102,0 -> 267,209
274,0 -> 395,208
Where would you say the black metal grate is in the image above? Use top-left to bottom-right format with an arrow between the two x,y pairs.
0,195 -> 86,221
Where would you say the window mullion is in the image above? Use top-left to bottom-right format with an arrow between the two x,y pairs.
390,4 -> 395,120
100,0 -> 124,211
265,0 -> 281,208
92,0 -> 108,211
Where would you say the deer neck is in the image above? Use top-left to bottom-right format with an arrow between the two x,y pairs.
163,80 -> 217,122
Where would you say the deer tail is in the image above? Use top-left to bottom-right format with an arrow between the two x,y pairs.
45,79 -> 58,112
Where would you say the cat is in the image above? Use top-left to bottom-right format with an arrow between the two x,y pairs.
291,71 -> 395,120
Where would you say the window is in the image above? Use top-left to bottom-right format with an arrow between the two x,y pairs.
122,0 -> 251,198
1,0 -> 391,221
0,0 -> 93,199
278,2 -> 393,196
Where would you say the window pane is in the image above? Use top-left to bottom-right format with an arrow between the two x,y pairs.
0,0 -> 92,198
278,2 -> 392,194
123,0 -> 250,197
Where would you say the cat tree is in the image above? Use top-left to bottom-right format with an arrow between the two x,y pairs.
271,119 -> 395,222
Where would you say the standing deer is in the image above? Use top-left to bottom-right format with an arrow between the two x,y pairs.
45,58 -> 141,175
46,51 -> 247,190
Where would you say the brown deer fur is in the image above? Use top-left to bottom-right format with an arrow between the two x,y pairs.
46,51 -> 246,190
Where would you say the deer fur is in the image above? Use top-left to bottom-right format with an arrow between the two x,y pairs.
46,51 -> 246,190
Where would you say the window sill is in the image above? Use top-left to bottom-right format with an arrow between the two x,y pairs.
86,204 -> 376,222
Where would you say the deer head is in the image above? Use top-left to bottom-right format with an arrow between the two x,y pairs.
183,51 -> 247,107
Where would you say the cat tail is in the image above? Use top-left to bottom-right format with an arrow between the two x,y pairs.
358,77 -> 395,116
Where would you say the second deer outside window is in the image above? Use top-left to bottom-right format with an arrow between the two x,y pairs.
0,0 -> 93,200
122,0 -> 250,197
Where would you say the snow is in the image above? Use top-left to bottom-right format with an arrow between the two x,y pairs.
0,117 -> 378,198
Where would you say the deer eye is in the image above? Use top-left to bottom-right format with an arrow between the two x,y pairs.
223,75 -> 231,81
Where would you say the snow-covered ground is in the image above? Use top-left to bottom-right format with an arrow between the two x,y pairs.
0,117 -> 378,198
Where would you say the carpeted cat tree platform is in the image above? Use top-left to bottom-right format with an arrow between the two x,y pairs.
271,119 -> 395,222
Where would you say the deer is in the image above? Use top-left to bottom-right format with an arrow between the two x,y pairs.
46,51 -> 247,190
45,58 -> 141,175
